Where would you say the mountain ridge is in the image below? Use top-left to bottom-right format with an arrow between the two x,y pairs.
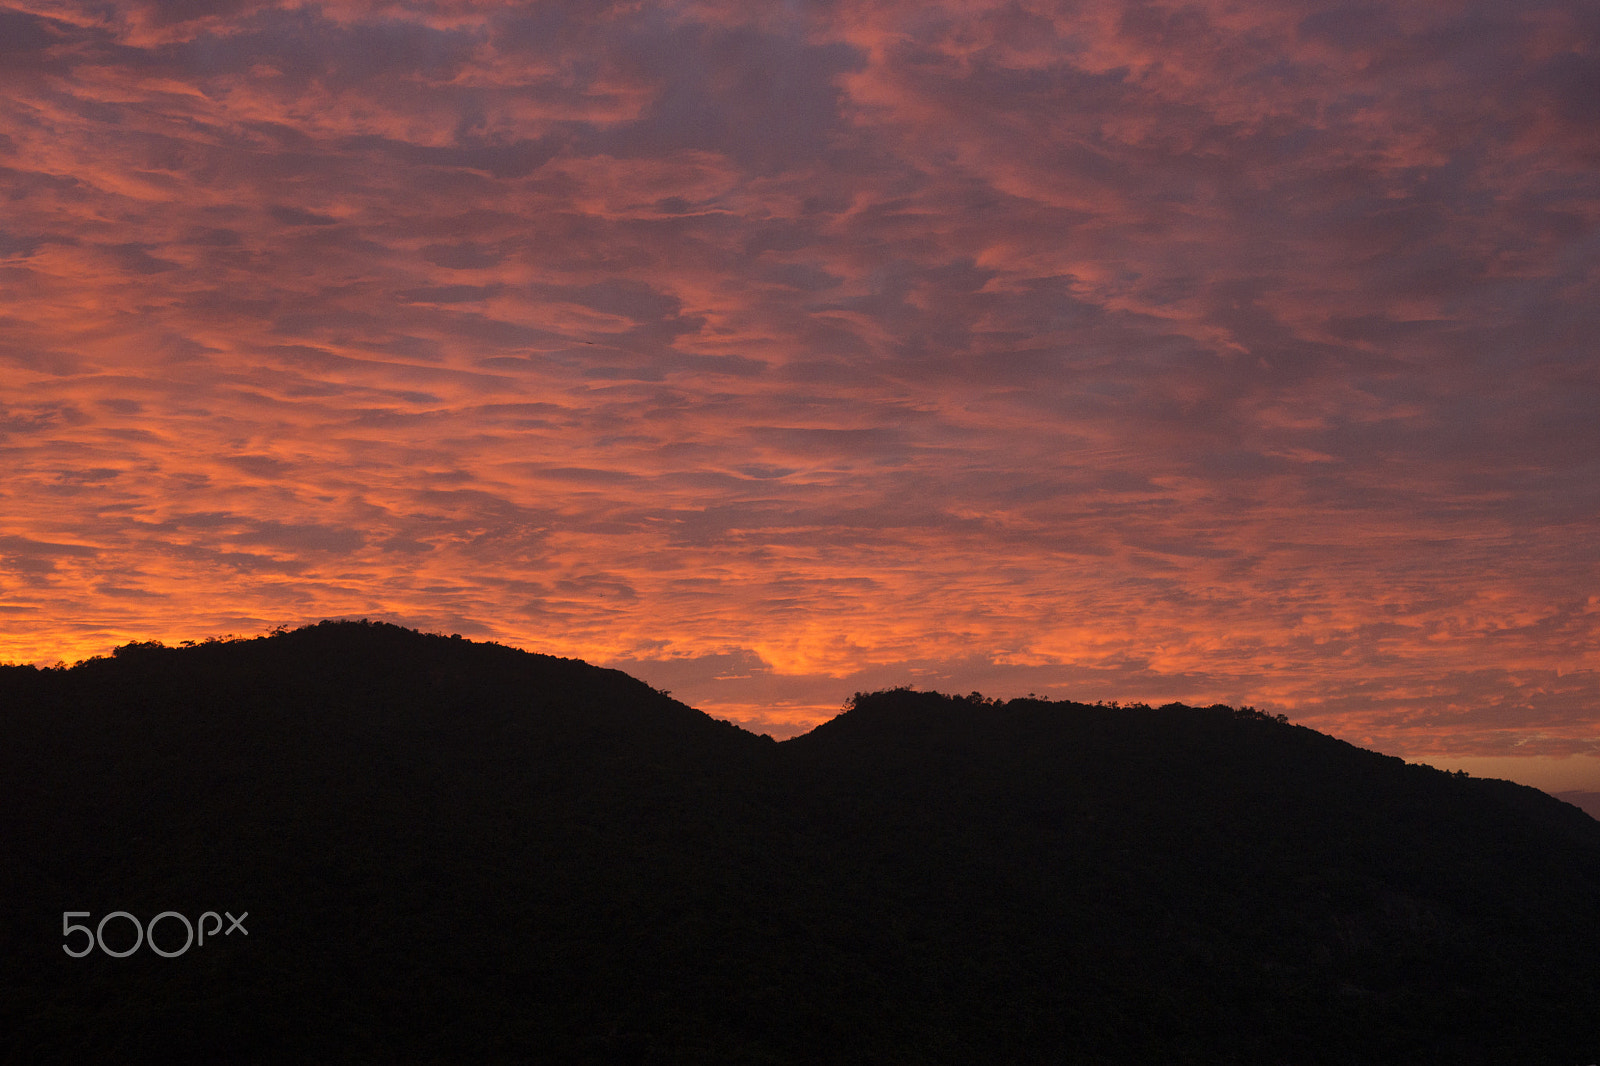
3,621 -> 1597,1063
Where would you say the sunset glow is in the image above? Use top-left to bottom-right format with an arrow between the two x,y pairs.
3,0 -> 1597,783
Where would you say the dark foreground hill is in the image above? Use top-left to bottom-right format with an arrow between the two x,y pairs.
2,621 -> 1598,1064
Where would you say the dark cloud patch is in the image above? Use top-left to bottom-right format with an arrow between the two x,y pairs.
0,231 -> 47,258
169,6 -> 479,92
268,205 -> 338,227
270,307 -> 388,339
397,284 -> 501,304
579,363 -> 665,381
522,466 -> 644,486
555,572 -> 638,601
261,344 -> 348,372
222,454 -> 293,478
94,583 -> 166,599
0,534 -> 99,573
107,243 -> 181,275
373,334 -> 446,362
0,7 -> 93,83
659,352 -> 766,378
157,511 -> 242,531
468,402 -> 565,423
231,520 -> 366,554
0,402 -> 86,436
378,535 -> 434,555
597,22 -> 864,172
736,464 -> 797,480
444,315 -> 572,350
169,545 -> 314,575
180,226 -> 243,246
55,467 -> 122,484
0,8 -> 65,58
0,534 -> 98,557
130,0 -> 268,27
349,135 -> 564,179
1297,5 -> 1402,50
749,426 -> 908,458
421,242 -> 505,269
758,261 -> 843,292
1525,49 -> 1600,161
546,278 -> 684,323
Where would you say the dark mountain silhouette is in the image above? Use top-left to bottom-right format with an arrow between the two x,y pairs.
3,621 -> 1598,1063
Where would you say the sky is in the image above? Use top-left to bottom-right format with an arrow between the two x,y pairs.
2,0 -> 1598,788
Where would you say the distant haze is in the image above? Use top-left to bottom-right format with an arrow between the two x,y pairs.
1553,792 -> 1600,822
1,1 -> 1597,785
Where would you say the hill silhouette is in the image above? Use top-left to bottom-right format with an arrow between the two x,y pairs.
2,621 -> 1598,1063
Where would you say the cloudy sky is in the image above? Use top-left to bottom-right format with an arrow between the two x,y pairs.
3,0 -> 1597,784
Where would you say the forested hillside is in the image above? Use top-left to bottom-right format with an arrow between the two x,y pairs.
3,622 -> 1597,1063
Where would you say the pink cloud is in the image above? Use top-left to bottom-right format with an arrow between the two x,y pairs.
0,0 -> 1597,781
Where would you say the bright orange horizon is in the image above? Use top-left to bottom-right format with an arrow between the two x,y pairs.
3,1 -> 1598,789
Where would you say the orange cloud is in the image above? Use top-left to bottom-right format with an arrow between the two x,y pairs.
1,0 -> 1597,785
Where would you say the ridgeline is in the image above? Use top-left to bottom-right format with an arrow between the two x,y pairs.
3,621 -> 1597,1063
